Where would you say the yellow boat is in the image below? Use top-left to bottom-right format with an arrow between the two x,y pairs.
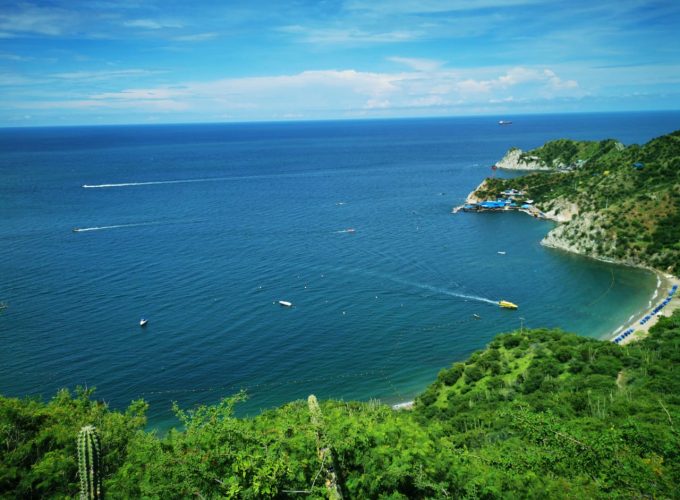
499,300 -> 518,309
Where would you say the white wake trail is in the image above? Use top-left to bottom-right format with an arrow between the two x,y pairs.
400,280 -> 498,305
72,219 -> 204,232
358,269 -> 499,306
73,222 -> 157,232
82,178 -> 222,189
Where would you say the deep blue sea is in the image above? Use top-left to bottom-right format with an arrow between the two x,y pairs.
1,112 -> 679,428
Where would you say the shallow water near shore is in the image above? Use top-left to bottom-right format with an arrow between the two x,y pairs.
0,112 -> 677,428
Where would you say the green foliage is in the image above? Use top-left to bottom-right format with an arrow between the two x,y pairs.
3,310 -> 680,498
478,130 -> 680,271
77,425 -> 102,499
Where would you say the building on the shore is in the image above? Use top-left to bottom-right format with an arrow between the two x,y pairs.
501,188 -> 525,198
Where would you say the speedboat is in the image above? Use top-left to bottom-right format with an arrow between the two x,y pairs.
499,300 -> 518,309
140,318 -> 148,327
278,300 -> 293,307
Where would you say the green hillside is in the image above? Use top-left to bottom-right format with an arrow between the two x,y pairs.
477,130 -> 680,272
3,310 -> 680,498
517,138 -> 620,169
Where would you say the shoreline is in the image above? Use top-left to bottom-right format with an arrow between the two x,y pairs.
456,182 -> 678,349
613,271 -> 680,345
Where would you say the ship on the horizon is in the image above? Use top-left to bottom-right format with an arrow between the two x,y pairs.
498,120 -> 513,125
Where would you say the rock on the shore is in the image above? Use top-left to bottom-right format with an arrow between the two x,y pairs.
465,179 -> 488,204
496,148 -> 552,171
541,212 -> 620,264
541,197 -> 579,223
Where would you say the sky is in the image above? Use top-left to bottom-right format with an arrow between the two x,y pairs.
1,0 -> 679,126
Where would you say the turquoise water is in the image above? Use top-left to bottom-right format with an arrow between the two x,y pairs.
0,113 -> 676,428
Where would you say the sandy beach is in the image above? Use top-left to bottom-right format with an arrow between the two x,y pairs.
613,271 -> 680,345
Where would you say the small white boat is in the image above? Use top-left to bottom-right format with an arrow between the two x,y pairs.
139,318 -> 148,327
278,300 -> 293,307
497,251 -> 506,255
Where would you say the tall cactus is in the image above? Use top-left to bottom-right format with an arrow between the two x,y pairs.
77,425 -> 103,499
308,395 -> 343,499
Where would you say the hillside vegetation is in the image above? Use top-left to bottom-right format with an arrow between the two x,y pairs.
476,130 -> 680,271
3,310 -> 680,498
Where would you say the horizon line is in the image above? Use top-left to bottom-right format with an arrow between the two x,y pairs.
1,108 -> 679,131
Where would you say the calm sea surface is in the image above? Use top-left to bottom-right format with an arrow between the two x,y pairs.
1,112 -> 678,428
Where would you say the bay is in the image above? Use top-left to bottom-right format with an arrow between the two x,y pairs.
0,111 -> 677,428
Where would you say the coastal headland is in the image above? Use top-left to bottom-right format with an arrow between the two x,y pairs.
455,130 -> 680,345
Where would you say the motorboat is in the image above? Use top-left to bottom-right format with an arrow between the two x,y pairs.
140,318 -> 148,327
499,300 -> 518,309
278,300 -> 293,307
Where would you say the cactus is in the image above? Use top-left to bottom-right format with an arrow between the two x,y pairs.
307,395 -> 343,499
77,425 -> 103,499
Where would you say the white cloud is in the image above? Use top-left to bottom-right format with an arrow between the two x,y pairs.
0,4 -> 74,36
0,73 -> 39,86
279,25 -> 420,44
543,69 -> 578,89
345,0 -> 541,14
364,98 -> 391,109
12,66 -> 582,119
123,19 -> 183,30
173,32 -> 219,42
0,52 -> 31,61
388,57 -> 444,72
51,69 -> 162,81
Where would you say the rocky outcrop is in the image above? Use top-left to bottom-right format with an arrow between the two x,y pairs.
465,179 -> 489,204
541,197 -> 580,223
541,212 -> 628,265
495,148 -> 552,171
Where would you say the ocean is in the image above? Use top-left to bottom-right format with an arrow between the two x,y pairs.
1,112 -> 678,428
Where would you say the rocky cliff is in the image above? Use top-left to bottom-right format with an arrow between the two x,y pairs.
495,148 -> 552,171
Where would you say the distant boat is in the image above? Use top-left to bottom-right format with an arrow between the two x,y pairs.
346,228 -> 356,233
498,120 -> 513,125
72,228 -> 81,232
473,313 -> 481,319
140,318 -> 148,327
278,300 -> 293,307
499,300 -> 518,309
497,251 -> 506,255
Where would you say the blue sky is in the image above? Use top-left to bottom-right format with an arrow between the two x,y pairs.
1,0 -> 679,126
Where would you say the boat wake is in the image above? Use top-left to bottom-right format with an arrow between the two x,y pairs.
73,223 -> 155,232
380,274 -> 498,306
73,219 -> 204,232
82,170 -> 331,189
82,178 -> 226,189
410,283 -> 498,305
